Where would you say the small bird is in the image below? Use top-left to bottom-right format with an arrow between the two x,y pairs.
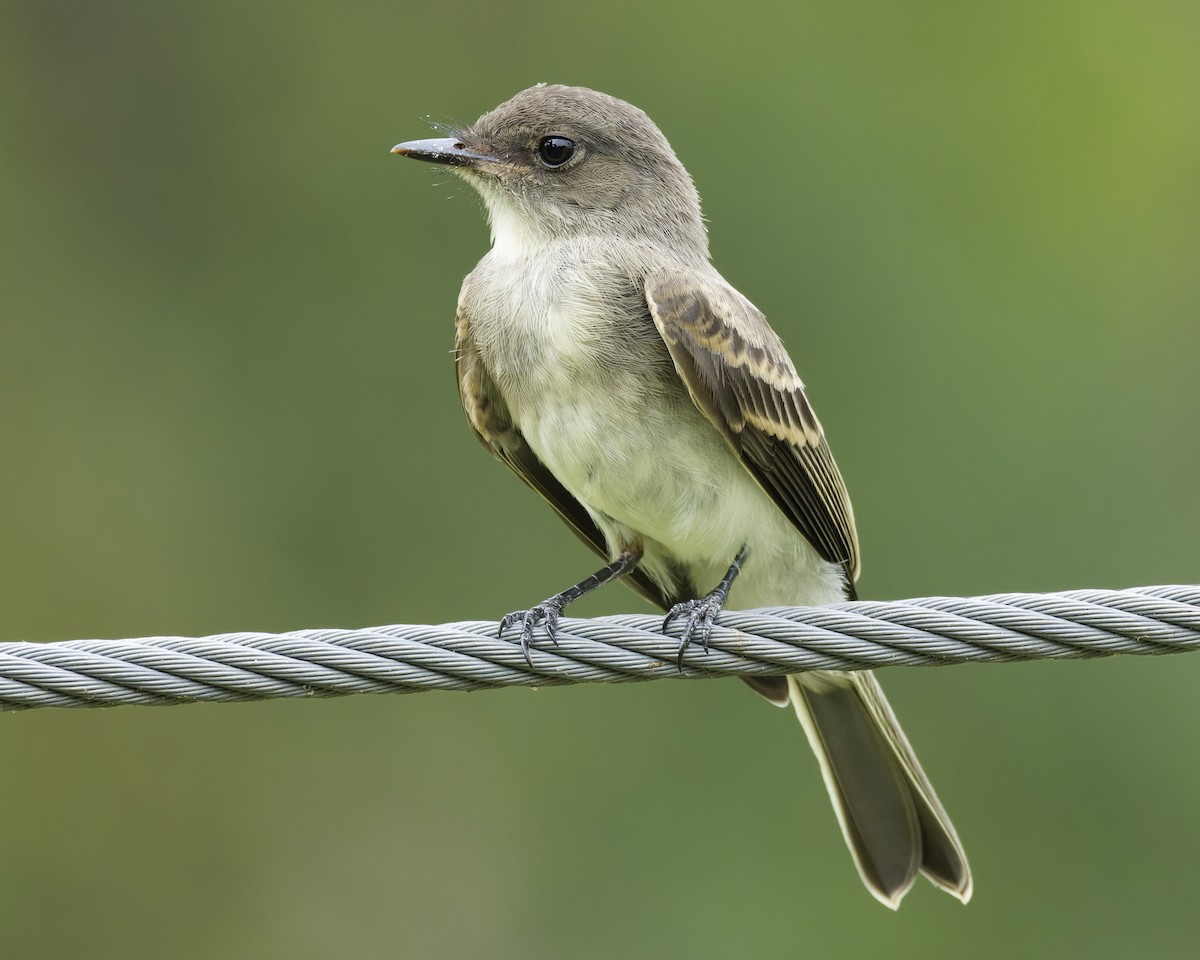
392,84 -> 970,908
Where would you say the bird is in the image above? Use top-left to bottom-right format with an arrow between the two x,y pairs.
392,83 -> 971,908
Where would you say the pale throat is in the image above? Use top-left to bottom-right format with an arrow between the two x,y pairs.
477,189 -> 555,262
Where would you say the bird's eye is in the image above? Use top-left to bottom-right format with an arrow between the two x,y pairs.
537,136 -> 575,168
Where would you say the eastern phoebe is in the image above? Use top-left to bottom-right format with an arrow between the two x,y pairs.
392,84 -> 970,908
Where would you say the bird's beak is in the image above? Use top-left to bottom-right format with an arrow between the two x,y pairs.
390,137 -> 499,168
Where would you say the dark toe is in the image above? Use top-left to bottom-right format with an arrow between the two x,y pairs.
668,600 -> 722,670
500,602 -> 564,665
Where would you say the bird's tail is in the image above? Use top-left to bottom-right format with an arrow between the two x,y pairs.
785,670 -> 972,908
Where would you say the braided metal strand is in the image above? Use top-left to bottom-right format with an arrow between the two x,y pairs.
1,585 -> 1196,712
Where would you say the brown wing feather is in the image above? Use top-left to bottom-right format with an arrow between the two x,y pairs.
454,305 -> 681,611
645,270 -> 860,589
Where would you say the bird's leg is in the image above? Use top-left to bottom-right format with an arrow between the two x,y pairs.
499,548 -> 644,664
663,545 -> 749,670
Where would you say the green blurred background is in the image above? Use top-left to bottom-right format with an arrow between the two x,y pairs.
2,1 -> 1198,957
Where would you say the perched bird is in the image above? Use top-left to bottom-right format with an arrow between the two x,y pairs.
392,84 -> 970,908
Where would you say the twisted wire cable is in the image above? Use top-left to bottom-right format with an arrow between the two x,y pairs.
2,585 -> 1197,712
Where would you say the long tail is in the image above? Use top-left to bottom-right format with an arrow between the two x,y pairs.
784,671 -> 972,908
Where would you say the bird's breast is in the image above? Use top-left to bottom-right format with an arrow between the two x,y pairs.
479,271 -> 738,545
468,252 -> 661,410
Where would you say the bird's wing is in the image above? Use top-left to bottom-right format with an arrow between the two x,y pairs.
644,269 -> 860,590
455,305 -> 679,610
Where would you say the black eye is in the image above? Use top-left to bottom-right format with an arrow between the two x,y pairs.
537,136 -> 575,168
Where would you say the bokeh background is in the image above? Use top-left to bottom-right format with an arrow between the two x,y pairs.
2,1 -> 1199,957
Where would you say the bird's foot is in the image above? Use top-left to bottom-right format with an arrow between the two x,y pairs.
663,593 -> 727,671
496,551 -> 646,666
662,546 -> 747,671
499,599 -> 565,665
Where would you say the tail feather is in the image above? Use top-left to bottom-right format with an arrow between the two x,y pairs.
786,671 -> 972,908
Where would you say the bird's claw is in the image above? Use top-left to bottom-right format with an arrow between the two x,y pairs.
663,596 -> 722,671
499,601 -> 563,665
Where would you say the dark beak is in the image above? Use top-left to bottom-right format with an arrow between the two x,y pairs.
390,137 -> 498,168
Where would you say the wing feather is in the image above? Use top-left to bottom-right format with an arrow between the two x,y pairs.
645,270 -> 860,588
